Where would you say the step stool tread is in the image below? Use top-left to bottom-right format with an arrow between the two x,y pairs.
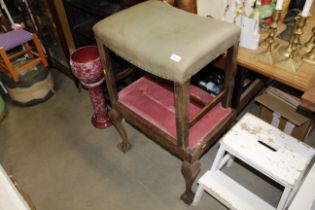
221,113 -> 315,187
199,170 -> 275,210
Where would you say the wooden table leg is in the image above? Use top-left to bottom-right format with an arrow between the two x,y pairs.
232,66 -> 247,109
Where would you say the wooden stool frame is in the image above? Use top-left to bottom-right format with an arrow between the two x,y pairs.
97,36 -> 239,204
0,33 -> 48,82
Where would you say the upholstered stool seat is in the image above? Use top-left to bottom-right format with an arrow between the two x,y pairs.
93,0 -> 240,83
94,0 -> 240,204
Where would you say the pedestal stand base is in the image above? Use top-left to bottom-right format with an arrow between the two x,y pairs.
91,113 -> 112,128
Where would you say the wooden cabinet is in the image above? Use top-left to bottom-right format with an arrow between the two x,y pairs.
25,0 -> 76,81
61,0 -> 145,48
63,0 -> 121,47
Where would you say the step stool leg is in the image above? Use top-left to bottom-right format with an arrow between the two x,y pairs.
218,153 -> 234,169
283,180 -> 303,209
210,145 -> 226,173
227,155 -> 234,167
277,187 -> 292,210
192,184 -> 204,206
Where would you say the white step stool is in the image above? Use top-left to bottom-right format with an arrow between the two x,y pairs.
192,113 -> 315,210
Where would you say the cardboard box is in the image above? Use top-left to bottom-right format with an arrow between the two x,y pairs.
256,92 -> 313,141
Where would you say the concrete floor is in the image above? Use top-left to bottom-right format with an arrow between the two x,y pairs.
0,70 -> 314,210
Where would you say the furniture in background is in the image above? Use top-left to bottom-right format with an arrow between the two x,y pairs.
94,1 -> 240,204
232,10 -> 315,113
0,94 -> 5,122
26,0 -> 77,83
61,0 -> 145,48
0,29 -> 48,82
63,0 -> 121,48
193,113 -> 315,210
0,0 -> 79,85
301,74 -> 315,112
70,45 -> 112,128
8,0 -> 313,112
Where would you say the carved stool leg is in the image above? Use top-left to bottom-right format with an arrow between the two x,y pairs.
108,108 -> 131,153
180,160 -> 201,204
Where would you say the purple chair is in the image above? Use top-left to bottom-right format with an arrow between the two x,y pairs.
0,29 -> 48,82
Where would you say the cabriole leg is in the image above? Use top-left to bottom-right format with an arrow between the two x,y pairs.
180,160 -> 201,204
108,108 -> 131,153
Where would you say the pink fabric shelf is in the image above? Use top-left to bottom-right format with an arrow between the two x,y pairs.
118,77 -> 231,149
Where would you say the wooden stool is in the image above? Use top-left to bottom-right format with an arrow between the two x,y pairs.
0,29 -> 48,82
192,113 -> 315,209
94,0 -> 240,204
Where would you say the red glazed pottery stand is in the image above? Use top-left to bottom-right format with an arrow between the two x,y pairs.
70,45 -> 111,128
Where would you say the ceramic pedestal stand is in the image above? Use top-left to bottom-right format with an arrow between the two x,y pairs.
0,94 -> 5,122
70,46 -> 112,128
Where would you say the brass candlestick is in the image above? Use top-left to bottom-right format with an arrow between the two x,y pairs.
260,10 -> 282,47
274,15 -> 307,71
275,43 -> 302,72
303,28 -> 315,64
303,46 -> 315,64
304,27 -> 315,53
258,10 -> 282,64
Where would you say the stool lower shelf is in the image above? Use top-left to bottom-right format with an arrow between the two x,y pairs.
198,170 -> 274,210
118,76 -> 232,149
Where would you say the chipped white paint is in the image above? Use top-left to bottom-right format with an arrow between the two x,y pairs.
193,113 -> 315,210
194,170 -> 275,210
221,113 -> 315,188
0,164 -> 31,210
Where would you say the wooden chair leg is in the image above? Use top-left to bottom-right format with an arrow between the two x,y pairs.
23,42 -> 34,58
32,33 -> 48,67
180,160 -> 201,204
108,108 -> 131,153
0,48 -> 19,82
